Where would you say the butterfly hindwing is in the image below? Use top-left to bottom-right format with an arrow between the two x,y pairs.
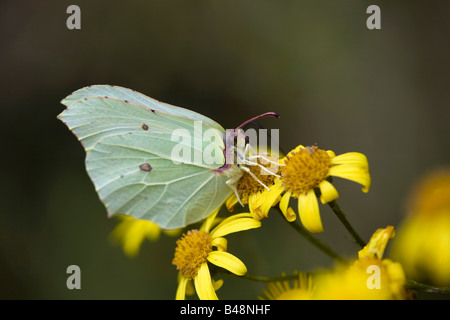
86,135 -> 231,229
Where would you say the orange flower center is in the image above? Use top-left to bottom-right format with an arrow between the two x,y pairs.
281,146 -> 331,197
237,155 -> 279,203
172,230 -> 212,279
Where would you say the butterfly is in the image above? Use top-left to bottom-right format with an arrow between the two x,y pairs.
58,85 -> 279,229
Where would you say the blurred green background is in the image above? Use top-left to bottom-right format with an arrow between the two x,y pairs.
1,0 -> 449,299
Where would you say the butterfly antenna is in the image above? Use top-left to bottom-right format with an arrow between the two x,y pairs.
235,112 -> 280,130
238,116 -> 287,157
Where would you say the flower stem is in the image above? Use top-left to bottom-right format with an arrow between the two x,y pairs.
240,272 -> 300,283
406,280 -> 450,295
328,200 -> 366,248
277,209 -> 347,263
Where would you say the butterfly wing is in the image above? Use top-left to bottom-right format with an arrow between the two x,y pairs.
58,86 -> 232,229
61,85 -> 225,134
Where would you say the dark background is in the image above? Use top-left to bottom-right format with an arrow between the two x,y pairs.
1,1 -> 449,299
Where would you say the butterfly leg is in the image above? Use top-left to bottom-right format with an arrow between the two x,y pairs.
239,165 -> 271,192
226,175 -> 244,207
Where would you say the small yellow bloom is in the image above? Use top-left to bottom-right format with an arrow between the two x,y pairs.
314,226 -> 407,300
226,153 -> 282,220
109,215 -> 180,258
405,168 -> 450,216
391,168 -> 450,286
358,225 -> 395,259
259,271 -> 315,300
172,208 -> 261,300
269,145 -> 371,233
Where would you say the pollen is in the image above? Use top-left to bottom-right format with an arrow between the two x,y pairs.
172,230 -> 212,279
237,156 -> 279,203
281,146 -> 331,197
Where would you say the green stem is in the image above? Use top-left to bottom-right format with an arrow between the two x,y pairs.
328,200 -> 366,248
277,209 -> 347,263
240,272 -> 300,283
406,280 -> 450,295
214,268 -> 300,283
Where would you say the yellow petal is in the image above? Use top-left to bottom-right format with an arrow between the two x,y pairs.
122,223 -> 153,257
298,190 -> 324,233
213,279 -> 224,291
326,150 -> 336,158
194,263 -> 218,300
207,251 -> 247,276
279,191 -> 292,215
175,276 -> 190,300
210,217 -> 261,239
248,193 -> 264,220
329,164 -> 371,193
250,183 -> 283,219
211,237 -> 228,251
284,207 -> 297,222
214,213 -> 254,226
359,225 -> 395,259
383,259 -> 407,299
319,180 -> 339,204
163,228 -> 182,237
331,152 -> 369,170
279,191 -> 296,222
389,217 -> 424,281
109,217 -> 162,257
200,207 -> 221,233
263,180 -> 284,204
291,145 -> 306,154
226,194 -> 238,212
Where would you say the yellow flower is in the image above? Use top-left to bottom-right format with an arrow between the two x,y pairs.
268,145 -> 371,233
405,168 -> 450,216
226,153 -> 282,220
259,271 -> 315,300
390,168 -> 450,286
109,215 -> 180,258
314,226 -> 407,300
172,209 -> 261,300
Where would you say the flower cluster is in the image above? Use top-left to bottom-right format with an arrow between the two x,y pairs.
227,145 -> 371,233
391,168 -> 450,287
259,226 -> 407,300
108,144 -> 450,300
312,226 -> 407,300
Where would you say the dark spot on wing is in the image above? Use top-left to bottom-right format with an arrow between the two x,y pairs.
151,109 -> 156,114
142,123 -> 149,130
139,163 -> 152,172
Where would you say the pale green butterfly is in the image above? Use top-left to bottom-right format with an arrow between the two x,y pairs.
58,85 -> 279,229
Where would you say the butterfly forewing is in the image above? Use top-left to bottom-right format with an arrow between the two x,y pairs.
58,86 -> 232,229
61,85 -> 225,132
